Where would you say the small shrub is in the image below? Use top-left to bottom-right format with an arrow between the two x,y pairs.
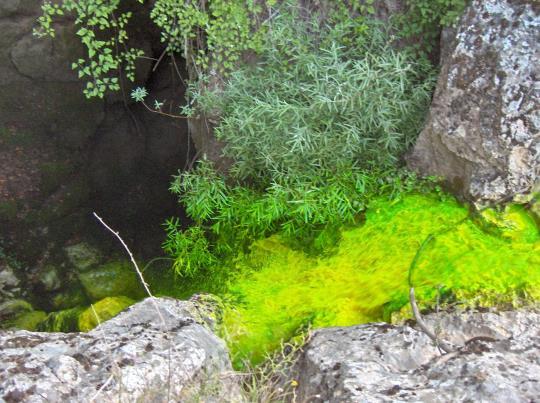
167,7 -> 437,270
162,218 -> 217,277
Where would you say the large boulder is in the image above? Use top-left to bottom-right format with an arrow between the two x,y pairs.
408,0 -> 539,203
0,297 -> 243,402
292,309 -> 540,402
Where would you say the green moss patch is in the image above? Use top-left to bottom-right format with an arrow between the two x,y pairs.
37,306 -> 86,332
78,296 -> 135,332
222,194 -> 540,366
11,311 -> 48,331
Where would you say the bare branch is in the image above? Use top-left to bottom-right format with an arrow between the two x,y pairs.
92,212 -> 167,330
409,287 -> 454,353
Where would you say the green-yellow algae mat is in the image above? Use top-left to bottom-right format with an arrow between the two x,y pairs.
222,194 -> 539,366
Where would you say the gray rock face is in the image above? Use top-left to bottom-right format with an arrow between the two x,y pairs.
408,0 -> 540,203
293,309 -> 540,402
0,261 -> 21,303
64,242 -> 103,273
0,297 -> 243,402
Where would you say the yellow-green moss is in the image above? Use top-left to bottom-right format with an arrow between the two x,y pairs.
222,194 -> 540,366
9,310 -> 47,331
78,296 -> 135,332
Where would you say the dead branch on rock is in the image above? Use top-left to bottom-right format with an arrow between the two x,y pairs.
93,212 -> 173,402
407,234 -> 455,354
93,212 -> 167,329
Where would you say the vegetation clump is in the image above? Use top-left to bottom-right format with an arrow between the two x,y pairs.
166,10 -> 437,275
29,0 -> 538,377
221,194 -> 540,366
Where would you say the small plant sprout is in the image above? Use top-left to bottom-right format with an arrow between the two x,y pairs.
131,86 -> 149,102
154,99 -> 165,111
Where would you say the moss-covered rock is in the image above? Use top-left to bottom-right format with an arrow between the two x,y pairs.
78,296 -> 135,332
37,306 -> 86,332
222,194 -> 540,366
78,261 -> 145,302
0,299 -> 33,321
64,242 -> 102,273
9,310 -> 48,331
481,204 -> 539,243
52,286 -> 89,310
0,299 -> 46,330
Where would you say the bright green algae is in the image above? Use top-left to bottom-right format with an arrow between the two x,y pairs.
222,194 -> 540,365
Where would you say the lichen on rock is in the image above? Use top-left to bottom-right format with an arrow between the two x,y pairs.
292,309 -> 540,402
0,297 -> 243,402
78,260 -> 145,302
408,0 -> 539,204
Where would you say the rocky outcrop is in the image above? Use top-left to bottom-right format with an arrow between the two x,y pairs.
292,309 -> 540,402
0,297 -> 243,402
408,0 -> 539,203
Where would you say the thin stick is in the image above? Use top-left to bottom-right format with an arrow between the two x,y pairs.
141,100 -> 191,119
409,287 -> 453,353
407,234 -> 454,353
406,185 -> 532,353
92,212 -> 167,330
90,374 -> 114,403
153,48 -> 168,72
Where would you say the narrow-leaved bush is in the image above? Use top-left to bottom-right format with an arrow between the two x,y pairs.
165,6 -> 437,275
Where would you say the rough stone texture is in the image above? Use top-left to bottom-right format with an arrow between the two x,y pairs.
64,242 -> 103,273
408,0 -> 540,203
0,260 -> 21,303
0,297 -> 243,402
293,309 -> 540,402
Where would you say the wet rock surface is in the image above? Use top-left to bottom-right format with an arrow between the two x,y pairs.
0,297 -> 243,403
292,309 -> 540,402
409,0 -> 540,204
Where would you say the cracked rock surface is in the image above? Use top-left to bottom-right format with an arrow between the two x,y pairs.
0,297 -> 243,403
409,0 -> 540,203
293,309 -> 540,402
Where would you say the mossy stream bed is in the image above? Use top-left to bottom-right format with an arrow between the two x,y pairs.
5,193 -> 539,369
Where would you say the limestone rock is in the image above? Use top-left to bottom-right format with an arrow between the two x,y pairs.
293,309 -> 540,402
408,0 -> 540,203
0,297 -> 244,402
0,259 -> 21,302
